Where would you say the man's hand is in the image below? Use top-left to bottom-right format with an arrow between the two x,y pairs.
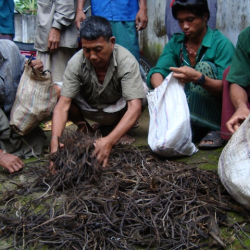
47,28 -> 61,53
135,8 -> 148,31
226,107 -> 250,133
0,152 -> 24,173
93,137 -> 113,167
50,138 -> 64,174
170,66 -> 201,84
75,9 -> 87,30
29,59 -> 43,72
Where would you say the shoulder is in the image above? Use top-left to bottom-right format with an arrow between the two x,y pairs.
0,40 -> 20,55
211,29 -> 232,44
171,32 -> 185,41
114,44 -> 139,70
66,49 -> 84,72
164,32 -> 184,50
238,26 -> 250,42
210,29 -> 234,51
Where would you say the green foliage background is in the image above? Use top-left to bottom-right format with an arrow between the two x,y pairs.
15,0 -> 37,15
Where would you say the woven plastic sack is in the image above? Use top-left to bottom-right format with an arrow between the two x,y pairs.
218,115 -> 250,210
10,65 -> 57,135
147,72 -> 198,157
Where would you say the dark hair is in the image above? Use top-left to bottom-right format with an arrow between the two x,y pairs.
172,0 -> 210,21
80,16 -> 113,42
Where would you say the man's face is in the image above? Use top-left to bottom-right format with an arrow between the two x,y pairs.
176,10 -> 208,39
81,36 -> 115,69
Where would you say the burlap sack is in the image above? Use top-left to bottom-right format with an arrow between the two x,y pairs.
218,114 -> 250,210
9,64 -> 57,135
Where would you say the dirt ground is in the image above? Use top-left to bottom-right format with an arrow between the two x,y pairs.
1,108 -> 249,250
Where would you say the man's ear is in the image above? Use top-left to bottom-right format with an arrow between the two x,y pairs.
110,36 -> 116,48
204,13 -> 209,23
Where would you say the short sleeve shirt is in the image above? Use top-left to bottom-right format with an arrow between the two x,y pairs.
226,26 -> 250,87
90,0 -> 139,21
147,27 -> 235,89
60,44 -> 145,109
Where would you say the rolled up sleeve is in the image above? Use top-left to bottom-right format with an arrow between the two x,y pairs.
52,0 -> 76,30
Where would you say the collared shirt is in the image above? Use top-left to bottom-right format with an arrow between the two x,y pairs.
147,27 -> 235,89
60,44 -> 145,109
0,40 -> 26,114
91,0 -> 139,21
34,0 -> 78,52
0,0 -> 14,35
226,26 -> 250,87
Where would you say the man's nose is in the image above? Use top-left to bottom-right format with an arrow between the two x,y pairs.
90,51 -> 97,60
183,21 -> 189,30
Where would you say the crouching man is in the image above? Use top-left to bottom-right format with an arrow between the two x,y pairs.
0,40 -> 46,173
50,16 -> 146,168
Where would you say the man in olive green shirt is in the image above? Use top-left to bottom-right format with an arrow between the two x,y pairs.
224,26 -> 250,135
50,16 -> 145,169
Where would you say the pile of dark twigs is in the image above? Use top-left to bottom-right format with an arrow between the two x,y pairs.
0,131 -> 250,250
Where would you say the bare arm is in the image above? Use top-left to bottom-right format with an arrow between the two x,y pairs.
150,73 -> 164,88
226,83 -> 250,133
136,0 -> 148,31
94,99 -> 142,167
170,66 -> 223,97
50,96 -> 72,154
75,0 -> 87,30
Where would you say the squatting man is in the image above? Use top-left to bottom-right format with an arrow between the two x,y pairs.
50,16 -> 146,170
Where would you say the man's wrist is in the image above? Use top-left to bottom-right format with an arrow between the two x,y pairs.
50,139 -> 59,153
195,73 -> 205,85
0,150 -> 6,160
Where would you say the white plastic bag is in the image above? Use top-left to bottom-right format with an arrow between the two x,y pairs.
147,72 -> 198,157
218,115 -> 250,210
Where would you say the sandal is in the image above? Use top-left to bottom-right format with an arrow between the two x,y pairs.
198,131 -> 227,149
132,121 -> 140,129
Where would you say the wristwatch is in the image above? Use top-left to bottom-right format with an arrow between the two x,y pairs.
196,74 -> 205,85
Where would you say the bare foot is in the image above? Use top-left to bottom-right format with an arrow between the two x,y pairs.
116,134 -> 135,145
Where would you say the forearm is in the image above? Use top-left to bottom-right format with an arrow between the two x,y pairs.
200,77 -> 223,97
150,73 -> 164,89
230,83 -> 249,110
77,0 -> 86,12
50,98 -> 71,153
138,0 -> 147,10
106,100 -> 142,145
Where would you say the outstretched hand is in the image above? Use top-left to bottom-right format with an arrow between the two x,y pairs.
226,107 -> 250,133
0,152 -> 24,173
